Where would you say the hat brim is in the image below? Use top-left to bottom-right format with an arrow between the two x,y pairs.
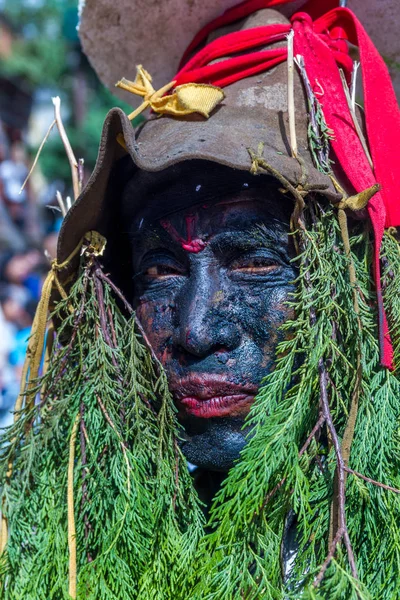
57,106 -> 339,268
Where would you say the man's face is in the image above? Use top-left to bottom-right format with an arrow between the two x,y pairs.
123,165 -> 296,470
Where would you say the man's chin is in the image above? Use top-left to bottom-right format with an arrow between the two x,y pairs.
179,417 -> 252,472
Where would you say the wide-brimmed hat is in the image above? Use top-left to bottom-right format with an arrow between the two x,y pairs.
57,6 -> 342,279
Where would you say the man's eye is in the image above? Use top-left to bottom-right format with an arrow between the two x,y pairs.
230,257 -> 280,274
144,265 -> 182,279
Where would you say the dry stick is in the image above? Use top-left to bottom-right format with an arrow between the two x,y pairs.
287,30 -> 298,158
314,528 -> 345,587
78,158 -> 85,191
96,269 -> 161,371
339,70 -> 373,170
329,206 -> 363,546
314,360 -> 358,586
350,61 -> 360,112
52,96 -> 81,200
68,414 -> 80,600
329,181 -> 381,545
19,119 -> 56,194
79,402 -> 93,563
295,207 -> 359,588
345,467 -> 400,495
56,190 -> 68,218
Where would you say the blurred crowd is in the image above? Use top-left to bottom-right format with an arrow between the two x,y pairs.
0,118 -> 61,428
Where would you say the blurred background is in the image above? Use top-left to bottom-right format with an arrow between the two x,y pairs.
0,0 -> 131,427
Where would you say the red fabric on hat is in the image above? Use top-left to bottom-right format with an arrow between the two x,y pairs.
312,8 -> 400,228
179,0 -> 341,69
178,24 -> 289,76
176,48 -> 288,87
292,9 -> 398,367
179,0 -> 295,68
173,0 -> 400,368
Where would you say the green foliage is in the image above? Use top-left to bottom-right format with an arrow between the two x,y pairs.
1,37 -> 67,88
0,255 -> 204,599
189,203 -> 400,599
1,0 -> 134,182
1,0 -> 77,87
1,207 -> 400,598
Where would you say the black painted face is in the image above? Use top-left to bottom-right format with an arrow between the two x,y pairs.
122,164 -> 296,471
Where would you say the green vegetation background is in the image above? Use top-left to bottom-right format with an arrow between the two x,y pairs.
0,0 -> 131,184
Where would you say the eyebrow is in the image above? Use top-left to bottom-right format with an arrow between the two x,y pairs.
128,216 -> 290,261
129,227 -> 167,247
210,225 -> 289,254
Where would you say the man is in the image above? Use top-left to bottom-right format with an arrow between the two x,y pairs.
1,1 -> 400,598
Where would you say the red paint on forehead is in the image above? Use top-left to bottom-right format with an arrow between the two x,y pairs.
160,215 -> 206,253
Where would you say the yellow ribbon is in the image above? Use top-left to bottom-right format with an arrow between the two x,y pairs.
115,65 -> 225,122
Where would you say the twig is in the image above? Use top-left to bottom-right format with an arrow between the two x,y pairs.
52,96 -> 80,200
260,478 -> 287,512
350,61 -> 360,112
79,402 -> 93,562
314,527 -> 344,586
68,414 -> 80,599
96,270 -> 133,314
172,439 -> 180,511
296,208 -> 359,590
96,268 -> 161,371
339,70 -> 373,170
314,359 -> 358,585
20,118 -> 56,194
96,394 -> 131,494
56,190 -> 68,218
299,414 -> 325,456
345,467 -> 400,495
78,158 -> 85,191
294,55 -> 332,173
287,30 -> 297,158
107,305 -> 118,349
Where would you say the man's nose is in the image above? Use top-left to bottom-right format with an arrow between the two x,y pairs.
174,265 -> 241,358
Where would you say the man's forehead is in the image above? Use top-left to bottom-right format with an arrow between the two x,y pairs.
160,198 -> 289,230
120,160 -> 289,228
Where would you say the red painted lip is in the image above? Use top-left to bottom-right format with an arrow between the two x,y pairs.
171,375 -> 257,419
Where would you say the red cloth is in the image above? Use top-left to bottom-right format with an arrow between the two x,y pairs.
179,0 -> 294,68
292,10 -> 397,368
175,0 -> 400,368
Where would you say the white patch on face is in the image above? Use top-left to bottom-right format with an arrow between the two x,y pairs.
237,82 -> 288,111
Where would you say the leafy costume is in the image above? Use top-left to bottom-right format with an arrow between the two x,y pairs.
1,1 -> 400,598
